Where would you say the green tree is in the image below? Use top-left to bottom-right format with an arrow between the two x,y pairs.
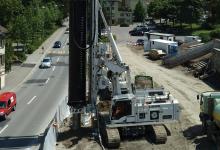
0,0 -> 24,26
1,0 -> 66,71
148,0 -> 203,26
133,0 -> 146,22
203,0 -> 220,24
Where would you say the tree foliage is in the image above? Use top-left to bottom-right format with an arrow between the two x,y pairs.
148,0 -> 203,25
133,0 -> 146,22
203,0 -> 220,24
0,0 -> 66,71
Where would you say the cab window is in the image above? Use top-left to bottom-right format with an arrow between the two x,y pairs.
0,102 -> 6,108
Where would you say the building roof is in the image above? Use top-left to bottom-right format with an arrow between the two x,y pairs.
146,32 -> 175,37
151,39 -> 177,44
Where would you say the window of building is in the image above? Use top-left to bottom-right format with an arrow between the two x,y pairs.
0,38 -> 4,48
0,55 -> 5,66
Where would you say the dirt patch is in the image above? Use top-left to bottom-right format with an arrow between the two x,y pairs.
56,116 -> 102,150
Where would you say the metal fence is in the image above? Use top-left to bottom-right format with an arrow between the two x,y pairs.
40,97 -> 70,150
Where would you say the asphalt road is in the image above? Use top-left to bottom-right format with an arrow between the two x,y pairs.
0,32 -> 69,150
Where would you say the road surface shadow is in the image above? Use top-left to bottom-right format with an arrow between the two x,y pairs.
0,135 -> 44,149
183,125 -> 217,150
0,119 -> 54,149
202,74 -> 220,90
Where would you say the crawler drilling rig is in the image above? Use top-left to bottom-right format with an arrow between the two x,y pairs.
68,0 -> 180,148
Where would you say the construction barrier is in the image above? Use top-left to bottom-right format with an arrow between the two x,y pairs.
40,97 -> 70,150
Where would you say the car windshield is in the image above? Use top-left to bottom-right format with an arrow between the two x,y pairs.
43,59 -> 50,62
0,102 -> 6,108
137,39 -> 144,42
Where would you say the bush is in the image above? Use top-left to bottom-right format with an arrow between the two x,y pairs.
100,35 -> 117,43
210,29 -> 220,39
198,32 -> 211,42
113,35 -> 117,41
14,52 -> 27,62
120,23 -> 129,27
201,22 -> 214,30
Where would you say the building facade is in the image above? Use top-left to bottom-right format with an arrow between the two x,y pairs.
102,0 -> 151,25
0,25 -> 7,89
102,0 -> 133,25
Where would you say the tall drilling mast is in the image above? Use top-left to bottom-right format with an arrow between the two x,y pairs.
68,0 -> 87,107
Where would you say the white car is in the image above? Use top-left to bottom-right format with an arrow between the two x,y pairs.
40,57 -> 52,68
65,28 -> 69,34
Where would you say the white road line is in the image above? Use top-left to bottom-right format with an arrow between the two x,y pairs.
64,38 -> 69,45
27,96 -> 37,105
0,125 -> 8,134
57,57 -> 60,62
63,38 -> 69,49
45,78 -> 50,84
52,66 -> 56,71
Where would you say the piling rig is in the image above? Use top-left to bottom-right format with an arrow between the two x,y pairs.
68,0 -> 180,148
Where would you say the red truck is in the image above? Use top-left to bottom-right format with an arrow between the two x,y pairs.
0,92 -> 16,120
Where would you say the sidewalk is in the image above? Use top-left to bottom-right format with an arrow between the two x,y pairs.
1,26 -> 67,93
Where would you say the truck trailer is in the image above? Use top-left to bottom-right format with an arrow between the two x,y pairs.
144,39 -> 178,56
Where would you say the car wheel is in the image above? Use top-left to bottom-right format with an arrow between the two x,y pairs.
2,114 -> 6,120
12,105 -> 16,111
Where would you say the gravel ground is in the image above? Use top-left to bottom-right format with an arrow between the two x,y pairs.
56,25 -> 218,150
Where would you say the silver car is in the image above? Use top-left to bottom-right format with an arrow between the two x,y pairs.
40,57 -> 52,68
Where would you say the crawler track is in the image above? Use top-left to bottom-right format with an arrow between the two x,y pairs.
105,128 -> 120,148
151,125 -> 167,144
99,111 -> 121,148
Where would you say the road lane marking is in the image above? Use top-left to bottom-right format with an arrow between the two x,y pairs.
0,125 -> 8,134
63,38 -> 69,49
45,78 -> 50,84
57,57 -> 60,62
52,66 -> 56,71
27,96 -> 37,105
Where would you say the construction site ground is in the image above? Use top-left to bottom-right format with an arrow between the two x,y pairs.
56,25 -> 218,150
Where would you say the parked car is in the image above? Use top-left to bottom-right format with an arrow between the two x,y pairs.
0,92 -> 16,120
40,57 -> 52,68
65,28 -> 69,34
129,27 -> 149,36
135,25 -> 147,30
136,39 -> 145,46
53,41 -> 62,48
